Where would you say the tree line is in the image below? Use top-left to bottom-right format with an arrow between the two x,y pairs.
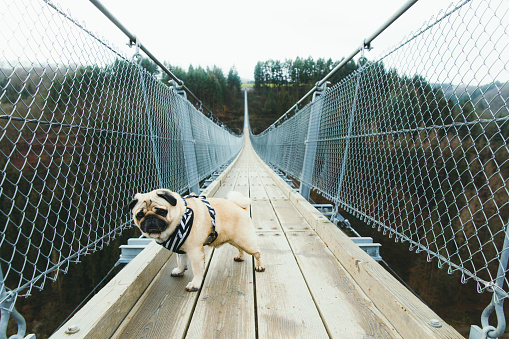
254,57 -> 357,88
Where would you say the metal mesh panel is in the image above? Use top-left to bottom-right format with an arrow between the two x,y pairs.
251,0 -> 509,300
0,0 -> 242,299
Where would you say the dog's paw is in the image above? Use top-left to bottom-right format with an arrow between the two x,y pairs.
233,256 -> 244,262
255,265 -> 265,272
185,282 -> 200,292
171,268 -> 186,277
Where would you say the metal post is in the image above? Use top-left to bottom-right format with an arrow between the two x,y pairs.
0,268 -> 26,339
174,83 -> 201,194
333,62 -> 365,218
134,51 -> 164,189
299,82 -> 328,201
336,71 -> 362,199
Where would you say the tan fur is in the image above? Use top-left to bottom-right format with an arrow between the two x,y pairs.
130,189 -> 264,291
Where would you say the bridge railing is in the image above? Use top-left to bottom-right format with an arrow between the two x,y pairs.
0,0 -> 242,332
251,0 -> 508,337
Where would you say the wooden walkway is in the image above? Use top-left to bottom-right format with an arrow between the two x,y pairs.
53,136 -> 462,339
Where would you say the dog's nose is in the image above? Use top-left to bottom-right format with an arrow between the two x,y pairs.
141,215 -> 167,233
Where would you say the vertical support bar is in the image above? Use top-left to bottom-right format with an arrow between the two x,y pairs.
137,63 -> 164,188
174,84 -> 201,194
299,82 -> 328,201
333,68 -> 364,219
336,71 -> 362,198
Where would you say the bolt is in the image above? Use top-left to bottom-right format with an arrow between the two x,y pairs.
65,325 -> 80,334
429,319 -> 442,328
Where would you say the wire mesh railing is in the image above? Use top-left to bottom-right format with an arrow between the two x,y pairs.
0,0 -> 242,318
251,0 -> 508,336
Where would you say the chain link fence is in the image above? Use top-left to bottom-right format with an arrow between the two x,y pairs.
252,0 -> 508,307
0,0 -> 242,304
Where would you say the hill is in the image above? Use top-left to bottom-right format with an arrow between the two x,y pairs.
436,81 -> 508,117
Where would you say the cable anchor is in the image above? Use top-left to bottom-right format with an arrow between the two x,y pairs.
129,35 -> 142,63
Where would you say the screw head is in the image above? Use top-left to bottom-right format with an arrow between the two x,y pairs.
65,325 -> 80,334
429,319 -> 442,328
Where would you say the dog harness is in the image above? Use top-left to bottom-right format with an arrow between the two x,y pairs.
156,195 -> 217,254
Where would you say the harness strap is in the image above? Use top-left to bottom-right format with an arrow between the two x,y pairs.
156,194 -> 218,254
183,194 -> 218,246
156,207 -> 193,254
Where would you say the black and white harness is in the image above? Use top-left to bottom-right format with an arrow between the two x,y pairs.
156,194 -> 217,254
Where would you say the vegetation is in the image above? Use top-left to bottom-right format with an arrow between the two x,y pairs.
161,63 -> 244,133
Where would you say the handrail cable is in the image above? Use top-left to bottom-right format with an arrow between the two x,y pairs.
263,0 -> 418,133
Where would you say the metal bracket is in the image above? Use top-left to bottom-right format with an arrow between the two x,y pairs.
0,267 -> 30,339
470,222 -> 509,338
172,81 -> 187,100
312,81 -> 329,101
129,35 -> 142,63
470,290 -> 507,339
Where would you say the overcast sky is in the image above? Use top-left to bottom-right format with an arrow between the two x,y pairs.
49,0 -> 453,80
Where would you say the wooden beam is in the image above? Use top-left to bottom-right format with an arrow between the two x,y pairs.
51,242 -> 171,338
255,231 -> 329,338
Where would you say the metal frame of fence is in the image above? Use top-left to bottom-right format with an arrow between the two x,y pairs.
251,0 -> 508,337
0,0 -> 242,337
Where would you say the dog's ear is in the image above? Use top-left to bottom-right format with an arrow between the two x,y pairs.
157,190 -> 177,206
128,198 -> 138,212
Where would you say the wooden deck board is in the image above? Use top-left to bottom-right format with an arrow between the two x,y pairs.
186,245 -> 256,338
286,230 -> 401,338
255,231 -> 330,338
112,248 -> 213,339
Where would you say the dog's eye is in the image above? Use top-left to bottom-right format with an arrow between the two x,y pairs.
136,211 -> 145,220
155,208 -> 168,217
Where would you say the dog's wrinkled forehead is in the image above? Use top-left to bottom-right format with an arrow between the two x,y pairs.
129,189 -> 178,213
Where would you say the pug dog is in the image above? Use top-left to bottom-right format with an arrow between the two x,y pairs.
128,189 -> 264,291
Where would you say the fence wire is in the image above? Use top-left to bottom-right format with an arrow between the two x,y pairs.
252,0 -> 509,301
0,0 -> 242,300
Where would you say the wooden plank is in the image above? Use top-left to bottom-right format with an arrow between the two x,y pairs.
287,231 -> 402,338
248,167 -> 268,201
112,247 -> 213,339
251,200 -> 282,232
52,242 -> 171,339
234,167 -> 249,196
249,162 -> 282,232
315,221 -> 462,338
214,172 -> 239,198
263,181 -> 288,201
255,231 -> 329,338
185,235 -> 256,338
201,152 -> 241,197
271,200 -> 310,233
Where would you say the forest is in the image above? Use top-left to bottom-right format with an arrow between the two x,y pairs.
1,55 -> 508,338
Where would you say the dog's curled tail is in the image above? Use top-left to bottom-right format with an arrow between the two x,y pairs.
226,191 -> 251,210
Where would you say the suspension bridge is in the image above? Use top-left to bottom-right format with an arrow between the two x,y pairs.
1,0 -> 508,338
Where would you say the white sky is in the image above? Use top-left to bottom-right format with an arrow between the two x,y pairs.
47,0 -> 453,81
1,0 -> 507,85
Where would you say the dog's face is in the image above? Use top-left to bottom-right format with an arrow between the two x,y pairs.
128,189 -> 184,242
